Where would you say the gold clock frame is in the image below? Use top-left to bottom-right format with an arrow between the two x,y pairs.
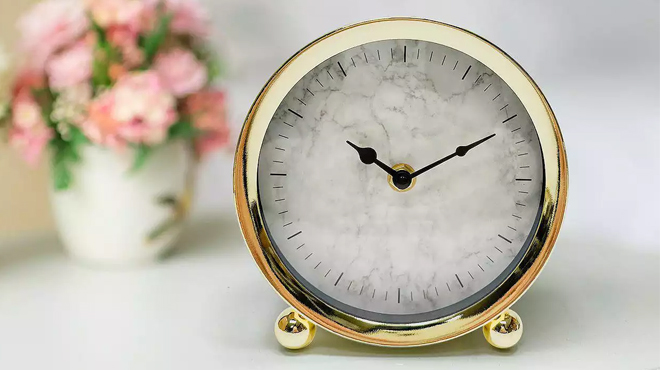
234,18 -> 568,347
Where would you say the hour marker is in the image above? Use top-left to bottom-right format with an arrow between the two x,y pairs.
287,108 -> 303,119
278,134 -> 289,139
337,61 -> 347,77
468,271 -> 474,279
283,222 -> 292,227
516,178 -> 532,181
487,255 -> 495,263
282,121 -> 293,127
314,261 -> 321,269
453,60 -> 458,70
275,198 -> 285,202
455,274 -> 463,288
296,98 -> 306,106
495,246 -> 503,253
305,88 -> 315,96
430,51 -> 434,61
512,214 -> 522,219
484,83 -> 491,91
305,252 -> 313,260
478,264 -> 484,272
461,65 -> 471,80
500,104 -> 509,110
511,127 -> 522,132
441,54 -> 446,65
508,225 -> 517,231
334,272 -> 344,286
315,79 -> 323,87
326,70 -> 334,79
351,57 -> 356,67
498,234 -> 512,243
287,231 -> 302,239
492,93 -> 501,101
502,114 -> 518,123
397,288 -> 401,303
270,173 -> 286,176
403,46 -> 407,62
325,269 -> 331,277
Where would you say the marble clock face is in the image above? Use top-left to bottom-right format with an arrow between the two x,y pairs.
257,39 -> 544,323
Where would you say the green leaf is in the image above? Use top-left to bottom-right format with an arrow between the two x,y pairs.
168,120 -> 200,140
131,144 -> 152,172
142,14 -> 172,64
52,164 -> 72,191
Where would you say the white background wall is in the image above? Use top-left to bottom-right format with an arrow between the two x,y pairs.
193,0 -> 659,253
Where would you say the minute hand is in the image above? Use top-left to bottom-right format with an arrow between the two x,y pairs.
410,133 -> 496,179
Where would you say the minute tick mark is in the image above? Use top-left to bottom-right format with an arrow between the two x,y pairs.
315,79 -> 323,87
305,88 -> 315,96
442,54 -> 446,65
492,93 -> 501,101
453,60 -> 458,70
326,70 -> 333,80
403,46 -> 407,62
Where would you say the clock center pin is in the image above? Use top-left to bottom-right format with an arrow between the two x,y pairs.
388,163 -> 416,192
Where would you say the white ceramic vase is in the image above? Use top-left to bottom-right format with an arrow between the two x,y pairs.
50,141 -> 195,267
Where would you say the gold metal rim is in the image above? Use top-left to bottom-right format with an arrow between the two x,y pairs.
234,17 -> 568,346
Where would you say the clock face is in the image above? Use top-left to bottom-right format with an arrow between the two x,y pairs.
257,39 -> 544,323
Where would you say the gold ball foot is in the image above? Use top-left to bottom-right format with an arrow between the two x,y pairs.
483,309 -> 523,349
274,308 -> 316,349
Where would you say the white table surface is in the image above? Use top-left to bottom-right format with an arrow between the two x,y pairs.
0,209 -> 658,370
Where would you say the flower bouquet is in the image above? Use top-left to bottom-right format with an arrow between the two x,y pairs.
0,0 -> 229,265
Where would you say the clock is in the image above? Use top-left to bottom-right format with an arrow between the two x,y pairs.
234,18 -> 567,349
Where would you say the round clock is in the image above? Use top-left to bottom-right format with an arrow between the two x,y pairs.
234,18 -> 567,349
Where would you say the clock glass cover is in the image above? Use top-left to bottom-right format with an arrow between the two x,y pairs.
257,39 -> 544,323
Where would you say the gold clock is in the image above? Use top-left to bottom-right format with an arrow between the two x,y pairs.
234,18 -> 567,349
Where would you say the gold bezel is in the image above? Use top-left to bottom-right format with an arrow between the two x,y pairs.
234,18 -> 568,347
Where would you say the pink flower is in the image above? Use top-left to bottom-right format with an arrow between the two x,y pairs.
166,0 -> 210,38
184,89 -> 229,156
9,90 -> 54,166
46,41 -> 93,91
86,0 -> 152,33
154,49 -> 207,97
17,0 -> 89,70
107,26 -> 144,68
81,71 -> 177,147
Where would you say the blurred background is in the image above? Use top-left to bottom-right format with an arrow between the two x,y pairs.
0,1 -> 658,369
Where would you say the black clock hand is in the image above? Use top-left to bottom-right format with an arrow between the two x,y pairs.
346,141 -> 398,177
410,133 -> 496,179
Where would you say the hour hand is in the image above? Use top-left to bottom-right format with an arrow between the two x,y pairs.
346,141 -> 397,177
